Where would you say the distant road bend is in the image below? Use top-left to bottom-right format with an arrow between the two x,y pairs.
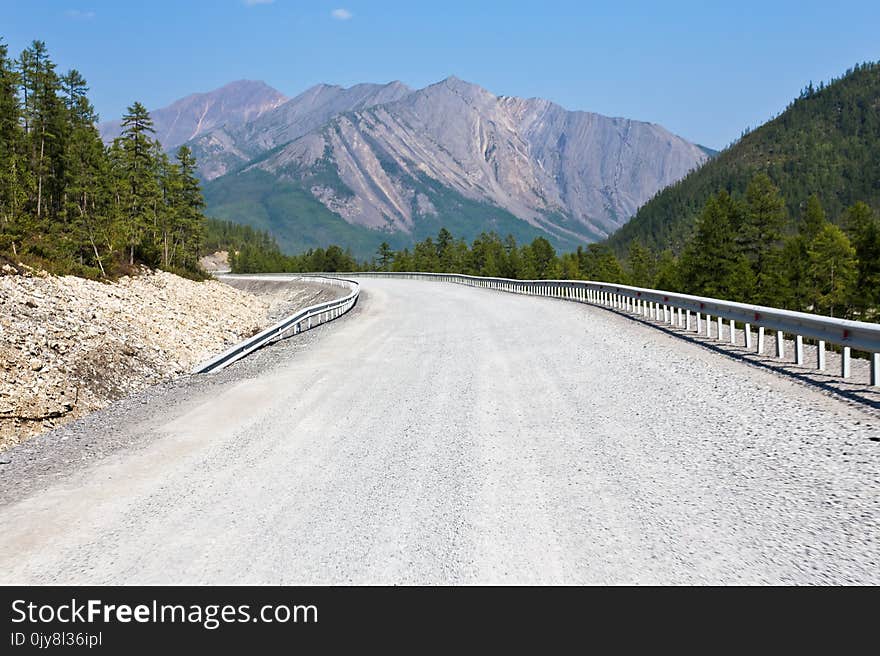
0,276 -> 877,584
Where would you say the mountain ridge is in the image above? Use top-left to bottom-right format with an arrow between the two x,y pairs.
98,79 -> 288,150
102,76 -> 710,256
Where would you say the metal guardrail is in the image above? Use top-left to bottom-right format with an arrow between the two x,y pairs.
306,271 -> 880,386
192,274 -> 359,374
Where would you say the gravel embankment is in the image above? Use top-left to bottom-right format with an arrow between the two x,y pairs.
0,278 -> 877,584
0,269 -> 340,450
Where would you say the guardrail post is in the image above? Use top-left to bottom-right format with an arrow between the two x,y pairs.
705,314 -> 712,337
841,346 -> 851,378
872,353 -> 879,386
717,316 -> 723,340
696,312 -> 702,333
795,335 -> 805,365
729,320 -> 736,344
685,310 -> 692,331
775,331 -> 785,359
744,323 -> 752,349
817,340 -> 826,370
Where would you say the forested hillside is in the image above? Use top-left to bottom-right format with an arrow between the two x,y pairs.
609,62 -> 880,254
0,39 -> 207,278
231,226 -> 629,284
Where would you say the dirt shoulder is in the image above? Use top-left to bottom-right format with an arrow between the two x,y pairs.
0,269 -> 341,451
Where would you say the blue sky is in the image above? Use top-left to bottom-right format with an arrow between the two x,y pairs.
4,1 -> 879,148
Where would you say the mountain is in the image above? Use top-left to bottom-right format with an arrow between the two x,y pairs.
201,76 -> 708,255
101,77 -> 709,256
608,62 -> 880,255
188,80 -> 413,180
98,80 -> 288,150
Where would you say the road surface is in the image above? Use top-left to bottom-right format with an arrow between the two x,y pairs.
0,277 -> 878,584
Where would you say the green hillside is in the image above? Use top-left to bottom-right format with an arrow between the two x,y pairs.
203,169 -> 577,259
608,61 -> 880,254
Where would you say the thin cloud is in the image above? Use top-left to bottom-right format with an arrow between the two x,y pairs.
331,8 -> 353,20
243,0 -> 274,6
65,9 -> 96,20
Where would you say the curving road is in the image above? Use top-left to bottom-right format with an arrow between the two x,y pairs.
0,277 -> 878,584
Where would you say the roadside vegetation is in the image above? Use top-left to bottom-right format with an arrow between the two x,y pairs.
0,39 -> 207,279
230,175 -> 880,323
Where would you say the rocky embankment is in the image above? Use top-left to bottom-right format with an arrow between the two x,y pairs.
0,267 -> 332,451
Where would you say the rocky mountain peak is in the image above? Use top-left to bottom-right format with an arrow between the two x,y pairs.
98,80 -> 288,149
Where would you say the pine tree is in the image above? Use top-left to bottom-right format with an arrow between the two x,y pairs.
501,234 -> 521,278
801,194 -> 826,241
626,243 -> 655,287
376,241 -> 393,271
577,243 -> 626,283
525,237 -> 557,279
741,173 -> 788,305
783,194 -> 827,311
843,201 -> 880,316
654,250 -> 681,291
679,192 -> 754,300
0,39 -> 26,255
18,41 -> 66,228
168,145 -> 204,269
413,236 -> 439,272
436,227 -> 454,270
807,223 -> 858,317
60,70 -> 110,274
114,101 -> 158,265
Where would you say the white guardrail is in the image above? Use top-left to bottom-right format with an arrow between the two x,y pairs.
192,275 -> 359,373
305,271 -> 880,386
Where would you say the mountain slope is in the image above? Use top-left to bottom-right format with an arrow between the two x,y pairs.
201,168 -> 569,257
211,76 -> 707,251
187,81 -> 413,180
99,80 -> 288,149
608,62 -> 880,255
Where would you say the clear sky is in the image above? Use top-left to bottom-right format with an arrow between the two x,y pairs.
4,1 -> 879,149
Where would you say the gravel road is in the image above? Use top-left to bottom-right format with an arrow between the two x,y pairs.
0,277 -> 878,584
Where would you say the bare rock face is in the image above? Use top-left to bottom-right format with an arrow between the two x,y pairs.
246,76 -> 708,241
98,80 -> 288,150
187,81 -> 414,180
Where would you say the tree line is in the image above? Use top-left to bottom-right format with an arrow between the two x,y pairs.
236,173 -> 879,322
668,174 -> 879,320
0,39 -> 206,278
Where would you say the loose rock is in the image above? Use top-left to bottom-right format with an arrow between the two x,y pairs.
1,269 -> 273,450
